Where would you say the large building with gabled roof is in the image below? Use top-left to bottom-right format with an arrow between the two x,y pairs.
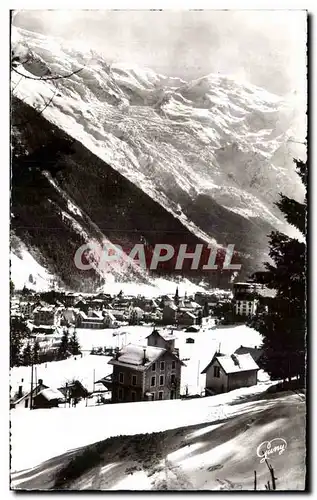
105,343 -> 185,403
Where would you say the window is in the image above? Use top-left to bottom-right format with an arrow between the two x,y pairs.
152,363 -> 156,371
160,361 -> 165,371
172,361 -> 176,370
118,388 -> 124,400
170,390 -> 175,400
151,376 -> 156,387
159,375 -> 164,386
213,366 -> 220,378
119,372 -> 124,384
131,391 -> 136,402
171,374 -> 176,385
158,391 -> 163,400
132,375 -> 137,386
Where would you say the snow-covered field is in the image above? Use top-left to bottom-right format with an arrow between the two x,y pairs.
11,380 -> 277,474
10,321 -> 269,479
10,323 -> 263,398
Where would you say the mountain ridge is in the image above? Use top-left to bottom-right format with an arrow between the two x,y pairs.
10,27 -> 304,290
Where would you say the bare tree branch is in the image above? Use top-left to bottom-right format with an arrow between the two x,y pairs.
12,65 -> 85,81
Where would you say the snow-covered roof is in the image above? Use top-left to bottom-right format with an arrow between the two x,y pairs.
90,311 -> 104,319
108,343 -> 183,371
217,353 -> 259,374
202,353 -> 259,375
109,344 -> 165,371
160,333 -> 177,341
37,388 -> 64,401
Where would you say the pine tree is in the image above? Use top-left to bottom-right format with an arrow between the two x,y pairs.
10,336 -> 22,367
10,316 -> 30,367
251,159 -> 306,382
69,329 -> 81,356
58,328 -> 70,360
22,343 -> 32,366
32,339 -> 40,364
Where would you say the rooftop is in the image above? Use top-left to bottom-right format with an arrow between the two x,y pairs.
37,388 -> 65,401
202,353 -> 259,375
108,343 -> 183,371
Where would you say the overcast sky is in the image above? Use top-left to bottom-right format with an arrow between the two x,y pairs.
13,10 -> 307,97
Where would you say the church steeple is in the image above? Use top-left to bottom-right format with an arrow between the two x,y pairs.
174,287 -> 179,305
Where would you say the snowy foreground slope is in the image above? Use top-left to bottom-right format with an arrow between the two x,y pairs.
11,390 -> 306,490
11,27 -> 305,288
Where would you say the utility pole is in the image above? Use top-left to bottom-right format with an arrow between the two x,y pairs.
30,362 -> 34,410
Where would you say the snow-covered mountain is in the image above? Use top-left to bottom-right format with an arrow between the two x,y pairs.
10,27 -> 305,290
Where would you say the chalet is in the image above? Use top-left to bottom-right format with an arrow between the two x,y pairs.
11,379 -> 64,409
33,388 -> 64,409
201,352 -> 260,395
105,343 -> 185,403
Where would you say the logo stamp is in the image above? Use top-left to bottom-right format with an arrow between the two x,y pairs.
256,439 -> 287,463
